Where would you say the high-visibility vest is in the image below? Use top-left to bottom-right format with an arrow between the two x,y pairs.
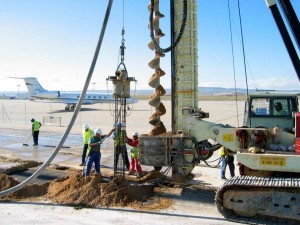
219,146 -> 226,157
32,121 -> 40,131
83,128 -> 93,144
274,110 -> 288,116
130,147 -> 140,158
114,130 -> 126,146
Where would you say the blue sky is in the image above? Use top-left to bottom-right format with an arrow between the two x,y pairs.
0,0 -> 299,92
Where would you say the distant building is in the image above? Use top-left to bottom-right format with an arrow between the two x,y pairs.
0,92 -> 29,100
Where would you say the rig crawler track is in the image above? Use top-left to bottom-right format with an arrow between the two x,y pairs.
215,176 -> 300,224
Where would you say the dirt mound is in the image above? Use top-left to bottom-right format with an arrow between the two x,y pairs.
0,173 -> 19,191
7,183 -> 49,200
47,172 -> 154,207
0,171 -> 172,211
46,172 -> 172,210
139,170 -> 166,183
0,173 -> 48,200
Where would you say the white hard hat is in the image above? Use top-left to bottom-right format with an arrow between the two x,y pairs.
132,131 -> 139,137
94,128 -> 102,135
83,123 -> 89,129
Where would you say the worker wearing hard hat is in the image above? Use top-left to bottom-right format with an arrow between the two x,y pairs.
31,118 -> 42,146
84,128 -> 113,176
80,123 -> 94,166
113,122 -> 130,171
126,131 -> 143,177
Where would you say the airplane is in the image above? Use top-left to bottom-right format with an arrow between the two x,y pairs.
10,77 -> 138,110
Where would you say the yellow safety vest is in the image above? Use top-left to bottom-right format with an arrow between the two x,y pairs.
83,128 -> 93,144
114,130 -> 126,146
219,146 -> 226,157
32,121 -> 41,131
130,147 -> 140,158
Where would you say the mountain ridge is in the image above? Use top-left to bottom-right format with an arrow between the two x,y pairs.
1,87 -> 299,99
134,87 -> 299,96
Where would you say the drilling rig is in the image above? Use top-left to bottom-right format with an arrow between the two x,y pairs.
140,0 -> 300,223
107,26 -> 136,177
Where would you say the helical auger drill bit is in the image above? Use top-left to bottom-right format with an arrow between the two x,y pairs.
147,0 -> 167,136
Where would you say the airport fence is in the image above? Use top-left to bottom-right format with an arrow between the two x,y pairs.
43,116 -> 62,127
0,99 -> 142,133
0,100 -> 111,129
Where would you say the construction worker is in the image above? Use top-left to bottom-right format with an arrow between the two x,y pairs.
31,118 -> 42,146
219,146 -> 235,180
84,128 -> 113,176
113,122 -> 130,171
274,102 -> 288,115
80,123 -> 94,166
126,131 -> 143,177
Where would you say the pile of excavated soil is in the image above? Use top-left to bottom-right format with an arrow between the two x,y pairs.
47,173 -> 151,207
139,170 -> 166,183
0,173 -> 20,192
0,173 -> 49,200
0,171 -> 172,210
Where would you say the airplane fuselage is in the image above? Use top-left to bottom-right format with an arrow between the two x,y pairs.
10,77 -> 138,110
32,91 -> 137,110
32,91 -> 114,104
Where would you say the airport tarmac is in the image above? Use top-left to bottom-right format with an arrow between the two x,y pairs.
0,99 -> 244,225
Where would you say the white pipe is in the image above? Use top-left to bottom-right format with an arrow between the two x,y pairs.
0,0 -> 113,197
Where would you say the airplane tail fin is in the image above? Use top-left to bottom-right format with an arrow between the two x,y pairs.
9,77 -> 47,96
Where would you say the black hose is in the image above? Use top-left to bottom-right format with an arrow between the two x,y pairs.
149,0 -> 187,53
